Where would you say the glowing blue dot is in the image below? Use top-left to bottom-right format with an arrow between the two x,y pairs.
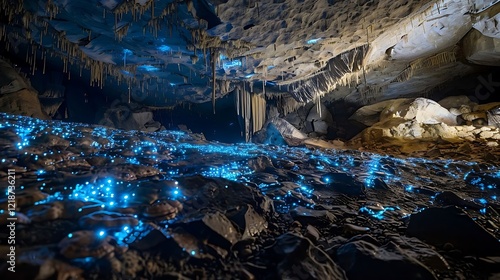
123,226 -> 129,231
99,231 -> 105,237
124,195 -> 129,199
68,233 -> 73,238
478,198 -> 487,204
190,250 -> 196,256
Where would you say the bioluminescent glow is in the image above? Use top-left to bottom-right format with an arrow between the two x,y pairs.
138,65 -> 160,72
223,59 -> 242,70
157,45 -> 171,52
306,38 -> 321,44
1,112 -> 498,251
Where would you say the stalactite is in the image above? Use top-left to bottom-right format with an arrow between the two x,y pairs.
128,81 -> 131,103
316,94 -> 322,119
284,45 -> 369,103
42,51 -> 46,74
251,93 -> 266,134
235,87 -> 240,116
235,82 -> 254,142
31,45 -> 36,75
393,48 -> 457,83
212,49 -> 217,114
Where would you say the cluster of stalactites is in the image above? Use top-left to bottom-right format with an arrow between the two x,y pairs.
285,45 -> 369,104
392,47 -> 458,83
1,0 -> 24,23
235,82 -> 266,142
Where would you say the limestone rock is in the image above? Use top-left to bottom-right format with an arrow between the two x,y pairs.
0,58 -> 48,119
398,98 -> 457,126
438,95 -> 476,110
307,102 -> 333,123
464,28 -> 500,66
488,105 -> 500,128
312,120 -> 329,135
132,111 -> 154,127
350,98 -> 412,126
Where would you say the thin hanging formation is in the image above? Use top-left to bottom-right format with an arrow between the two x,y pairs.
235,82 -> 267,142
251,92 -> 266,134
212,49 -> 217,114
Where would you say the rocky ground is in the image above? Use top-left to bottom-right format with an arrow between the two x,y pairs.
0,113 -> 499,280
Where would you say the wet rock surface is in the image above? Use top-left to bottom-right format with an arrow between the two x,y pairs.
0,113 -> 499,279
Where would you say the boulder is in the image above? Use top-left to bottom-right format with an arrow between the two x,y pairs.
0,58 -> 48,119
270,233 -> 347,280
407,207 -> 500,255
438,95 -> 476,110
97,102 -> 162,131
385,98 -> 457,126
227,205 -> 267,239
132,111 -> 154,127
349,98 -> 412,126
307,102 -> 333,123
337,240 -> 437,280
257,118 -> 308,145
312,120 -> 329,135
487,105 -> 500,128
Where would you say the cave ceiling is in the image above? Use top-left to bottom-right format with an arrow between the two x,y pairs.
0,0 -> 499,107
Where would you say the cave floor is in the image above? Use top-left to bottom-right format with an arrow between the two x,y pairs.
0,113 -> 499,280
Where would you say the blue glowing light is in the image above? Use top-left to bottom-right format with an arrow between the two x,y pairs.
223,59 -> 242,69
306,38 -> 321,44
157,45 -> 171,52
138,65 -> 160,72
3,112 -> 500,252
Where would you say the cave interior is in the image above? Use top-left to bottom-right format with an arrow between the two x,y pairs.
1,0 -> 500,279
